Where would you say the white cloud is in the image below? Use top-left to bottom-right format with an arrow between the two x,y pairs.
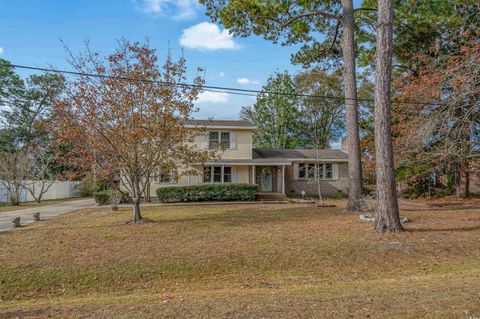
219,72 -> 225,78
174,0 -> 198,20
180,22 -> 239,51
196,91 -> 230,104
237,77 -> 259,85
133,0 -> 198,20
0,47 -> 4,55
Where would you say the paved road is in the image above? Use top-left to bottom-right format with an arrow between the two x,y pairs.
0,198 -> 95,232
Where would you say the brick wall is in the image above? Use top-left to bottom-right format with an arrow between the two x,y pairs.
284,163 -> 349,198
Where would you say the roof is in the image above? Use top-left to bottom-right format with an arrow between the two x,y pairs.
253,148 -> 348,161
200,148 -> 348,166
185,119 -> 255,129
204,158 -> 291,166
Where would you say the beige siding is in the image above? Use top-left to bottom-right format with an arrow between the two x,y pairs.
234,166 -> 250,183
147,165 -> 251,197
193,129 -> 252,159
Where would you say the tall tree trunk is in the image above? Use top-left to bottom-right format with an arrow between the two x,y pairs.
341,0 -> 363,212
456,161 -> 470,198
133,198 -> 142,223
315,148 -> 323,205
373,0 -> 402,234
132,177 -> 143,223
145,177 -> 151,202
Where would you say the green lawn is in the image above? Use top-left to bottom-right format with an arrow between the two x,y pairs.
0,201 -> 479,318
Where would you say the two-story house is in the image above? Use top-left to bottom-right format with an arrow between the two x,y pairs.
148,119 -> 349,199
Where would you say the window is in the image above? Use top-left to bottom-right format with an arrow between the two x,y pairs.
298,163 -> 306,179
220,132 -> 230,149
213,167 -> 222,183
307,163 -> 315,179
325,163 -> 333,179
154,168 -> 177,184
297,163 -> 335,180
223,167 -> 232,183
203,166 -> 232,183
203,167 -> 212,183
209,131 -> 230,149
209,132 -> 219,148
317,164 -> 324,179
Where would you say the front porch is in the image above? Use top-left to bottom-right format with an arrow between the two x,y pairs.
249,165 -> 286,195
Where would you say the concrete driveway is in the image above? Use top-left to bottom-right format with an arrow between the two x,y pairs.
0,198 -> 95,232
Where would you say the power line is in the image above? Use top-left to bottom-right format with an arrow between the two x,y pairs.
2,63 -> 440,106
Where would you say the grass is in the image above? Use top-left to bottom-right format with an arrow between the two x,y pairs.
0,200 -> 479,318
0,197 -> 86,213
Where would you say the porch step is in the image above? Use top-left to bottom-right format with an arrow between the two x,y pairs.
256,193 -> 286,201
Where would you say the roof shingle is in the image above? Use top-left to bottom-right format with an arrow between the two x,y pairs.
253,148 -> 348,160
185,119 -> 255,128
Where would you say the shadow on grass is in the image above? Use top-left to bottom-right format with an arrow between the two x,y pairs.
406,224 -> 480,233
401,205 -> 480,212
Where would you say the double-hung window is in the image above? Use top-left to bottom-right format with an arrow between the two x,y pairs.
203,166 -> 232,183
324,163 -> 333,180
223,167 -> 232,183
298,163 -> 315,180
213,167 -> 222,183
209,131 -> 230,149
154,168 -> 177,184
297,163 -> 335,180
298,163 -> 306,179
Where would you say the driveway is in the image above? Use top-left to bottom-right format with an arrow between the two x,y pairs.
0,198 -> 95,232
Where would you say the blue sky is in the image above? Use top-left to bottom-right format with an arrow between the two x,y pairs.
0,0 -> 362,121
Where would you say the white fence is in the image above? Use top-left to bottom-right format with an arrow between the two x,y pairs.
0,180 -> 81,203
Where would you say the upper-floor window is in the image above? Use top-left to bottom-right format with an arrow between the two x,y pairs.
297,163 -> 335,180
209,131 -> 231,149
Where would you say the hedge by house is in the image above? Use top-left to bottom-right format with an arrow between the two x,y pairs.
156,184 -> 257,202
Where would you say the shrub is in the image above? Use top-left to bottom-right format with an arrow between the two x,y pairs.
94,190 -> 130,205
156,184 -> 257,202
93,190 -> 110,205
401,182 -> 455,199
75,174 -> 96,197
75,174 -> 114,197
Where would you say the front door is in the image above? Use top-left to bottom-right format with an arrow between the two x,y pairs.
260,167 -> 273,192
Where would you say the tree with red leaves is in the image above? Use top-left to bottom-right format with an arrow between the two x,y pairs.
393,34 -> 480,198
53,40 -> 213,223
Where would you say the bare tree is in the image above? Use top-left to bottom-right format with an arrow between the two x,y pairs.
0,151 -> 29,205
23,145 -> 57,203
0,71 -> 64,204
296,69 -> 346,204
373,0 -> 402,233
